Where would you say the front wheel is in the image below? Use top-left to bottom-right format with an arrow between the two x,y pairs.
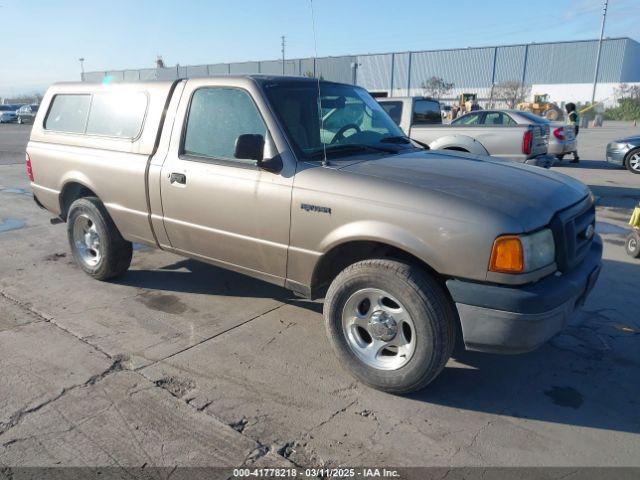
17,117 -> 23,124
67,197 -> 132,280
324,259 -> 455,394
626,232 -> 640,258
625,148 -> 640,174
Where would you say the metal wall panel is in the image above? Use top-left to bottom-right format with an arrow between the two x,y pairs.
391,52 -> 410,96
356,54 -> 393,91
156,67 -> 179,80
494,45 -> 526,83
300,58 -> 316,77
260,59 -> 299,75
83,72 -> 106,82
138,69 -> 158,81
621,38 -> 640,82
208,63 -> 230,75
229,61 -> 260,74
186,64 -> 209,77
316,56 -> 355,83
525,39 -> 626,84
410,47 -> 494,89
106,71 -> 125,82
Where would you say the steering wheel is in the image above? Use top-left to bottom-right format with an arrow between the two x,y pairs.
331,123 -> 361,144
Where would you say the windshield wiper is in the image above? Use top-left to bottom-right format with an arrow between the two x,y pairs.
379,135 -> 411,144
309,143 -> 399,160
381,135 -> 430,149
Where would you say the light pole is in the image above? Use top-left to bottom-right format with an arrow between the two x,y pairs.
591,0 -> 608,105
281,36 -> 286,75
78,57 -> 85,81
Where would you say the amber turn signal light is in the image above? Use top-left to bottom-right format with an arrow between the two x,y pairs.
489,235 -> 524,273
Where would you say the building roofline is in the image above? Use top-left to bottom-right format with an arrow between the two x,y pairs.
86,37 -> 639,76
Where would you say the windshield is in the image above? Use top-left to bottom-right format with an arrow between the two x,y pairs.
263,81 -> 409,160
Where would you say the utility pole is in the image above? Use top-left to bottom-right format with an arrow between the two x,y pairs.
281,35 -> 286,75
591,0 -> 608,104
78,57 -> 85,81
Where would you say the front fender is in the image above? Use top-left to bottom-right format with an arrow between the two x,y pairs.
429,135 -> 489,156
318,219 -> 446,273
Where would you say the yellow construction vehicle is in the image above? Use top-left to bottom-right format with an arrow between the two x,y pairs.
459,93 -> 477,112
517,94 -> 564,121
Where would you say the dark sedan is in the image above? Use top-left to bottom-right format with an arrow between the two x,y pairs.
16,104 -> 39,125
606,135 -> 640,174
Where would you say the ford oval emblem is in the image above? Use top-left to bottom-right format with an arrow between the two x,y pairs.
584,224 -> 595,240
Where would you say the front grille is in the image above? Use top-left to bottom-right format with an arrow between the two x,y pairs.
550,196 -> 596,272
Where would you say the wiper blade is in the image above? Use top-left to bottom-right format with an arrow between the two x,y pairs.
381,135 -> 429,149
379,135 -> 411,144
309,144 -> 398,159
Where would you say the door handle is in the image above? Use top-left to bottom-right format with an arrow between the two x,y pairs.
169,172 -> 186,185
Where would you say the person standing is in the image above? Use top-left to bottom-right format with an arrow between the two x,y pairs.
565,102 -> 580,164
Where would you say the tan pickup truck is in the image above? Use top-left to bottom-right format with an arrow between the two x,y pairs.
27,76 -> 602,393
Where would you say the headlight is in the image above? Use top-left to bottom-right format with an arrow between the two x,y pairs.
489,229 -> 555,274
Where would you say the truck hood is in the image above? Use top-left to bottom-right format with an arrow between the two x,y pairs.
338,150 -> 590,231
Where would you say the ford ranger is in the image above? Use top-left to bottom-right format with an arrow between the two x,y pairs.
26,76 -> 602,393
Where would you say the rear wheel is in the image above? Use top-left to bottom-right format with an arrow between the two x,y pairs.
625,148 -> 640,174
626,232 -> 640,258
324,259 -> 455,394
67,197 -> 132,280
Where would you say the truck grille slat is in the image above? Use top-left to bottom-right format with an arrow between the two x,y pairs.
550,196 -> 595,272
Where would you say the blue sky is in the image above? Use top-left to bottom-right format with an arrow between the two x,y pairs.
1,0 -> 638,96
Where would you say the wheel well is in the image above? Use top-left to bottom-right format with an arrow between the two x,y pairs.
310,240 -> 443,300
59,182 -> 97,220
625,147 -> 640,166
443,146 -> 469,152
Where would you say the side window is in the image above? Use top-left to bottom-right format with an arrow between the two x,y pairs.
483,112 -> 515,126
453,113 -> 480,125
86,92 -> 147,138
379,101 -> 403,125
412,100 -> 441,125
44,94 -> 91,133
183,88 -> 267,161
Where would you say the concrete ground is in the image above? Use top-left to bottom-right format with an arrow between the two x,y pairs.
0,121 -> 639,469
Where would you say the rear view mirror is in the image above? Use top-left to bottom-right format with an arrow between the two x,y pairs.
234,134 -> 264,161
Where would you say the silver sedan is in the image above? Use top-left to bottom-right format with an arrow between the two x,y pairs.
606,136 -> 640,174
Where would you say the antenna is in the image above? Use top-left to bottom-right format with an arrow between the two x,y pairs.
309,0 -> 328,166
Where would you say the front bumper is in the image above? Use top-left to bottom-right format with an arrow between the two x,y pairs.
605,143 -> 629,166
446,236 -> 602,354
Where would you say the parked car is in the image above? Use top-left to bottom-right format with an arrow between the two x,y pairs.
493,110 -> 577,161
27,77 -> 601,393
606,136 -> 640,174
378,98 -> 552,167
0,105 -> 18,123
16,104 -> 39,124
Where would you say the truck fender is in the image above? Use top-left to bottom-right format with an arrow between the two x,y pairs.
429,135 -> 489,156
318,220 -> 445,274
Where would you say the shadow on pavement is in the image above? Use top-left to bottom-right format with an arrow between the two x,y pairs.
590,184 -> 640,208
115,258 -> 324,313
410,257 -> 640,434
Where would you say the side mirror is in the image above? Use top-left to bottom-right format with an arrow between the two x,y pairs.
234,134 -> 264,162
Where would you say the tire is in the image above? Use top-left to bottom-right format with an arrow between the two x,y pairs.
67,197 -> 132,280
324,259 -> 455,394
626,232 -> 640,258
17,117 -> 23,125
625,148 -> 640,174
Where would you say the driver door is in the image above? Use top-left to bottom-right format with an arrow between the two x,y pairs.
159,81 -> 293,284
